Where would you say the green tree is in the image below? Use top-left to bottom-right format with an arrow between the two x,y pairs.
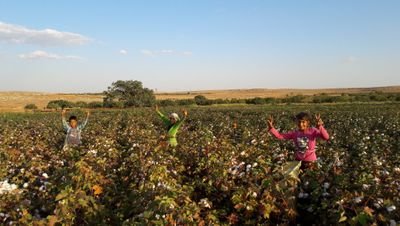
194,95 -> 212,105
88,101 -> 104,108
47,100 -> 75,109
103,80 -> 155,107
75,101 -> 88,108
24,103 -> 38,110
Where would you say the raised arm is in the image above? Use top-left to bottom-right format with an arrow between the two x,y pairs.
155,105 -> 171,126
79,110 -> 90,130
315,114 -> 329,140
62,109 -> 70,130
267,116 -> 295,140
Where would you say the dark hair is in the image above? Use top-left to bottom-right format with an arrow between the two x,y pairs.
295,112 -> 311,121
69,115 -> 78,122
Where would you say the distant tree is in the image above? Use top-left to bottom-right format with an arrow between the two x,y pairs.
264,97 -> 277,104
24,104 -> 38,110
75,101 -> 88,108
176,99 -> 196,106
47,100 -> 75,109
103,80 -> 155,107
88,101 -> 103,108
194,95 -> 212,105
246,97 -> 266,105
158,99 -> 177,107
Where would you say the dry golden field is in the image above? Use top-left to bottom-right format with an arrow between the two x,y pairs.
1,86 -> 399,112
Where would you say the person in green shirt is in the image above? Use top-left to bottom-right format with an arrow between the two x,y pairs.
155,105 -> 188,147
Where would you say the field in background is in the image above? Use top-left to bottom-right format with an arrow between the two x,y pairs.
0,86 -> 399,112
156,86 -> 400,100
0,92 -> 103,112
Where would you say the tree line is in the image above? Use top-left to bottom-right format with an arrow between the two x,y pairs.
24,80 -> 400,110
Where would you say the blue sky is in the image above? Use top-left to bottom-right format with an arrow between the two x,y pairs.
0,0 -> 399,92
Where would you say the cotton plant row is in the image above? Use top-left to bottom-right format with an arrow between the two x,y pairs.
0,104 -> 399,225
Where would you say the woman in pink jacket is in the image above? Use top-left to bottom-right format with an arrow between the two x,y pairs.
267,112 -> 329,171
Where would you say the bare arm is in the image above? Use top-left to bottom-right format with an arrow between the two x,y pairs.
267,115 -> 295,140
315,114 -> 329,140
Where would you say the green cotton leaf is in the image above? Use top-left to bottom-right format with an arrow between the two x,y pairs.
263,204 -> 274,219
143,211 -> 154,219
357,213 -> 370,226
262,179 -> 271,188
281,161 -> 301,180
55,192 -> 69,201
339,215 -> 347,223
78,198 -> 88,207
231,194 -> 241,204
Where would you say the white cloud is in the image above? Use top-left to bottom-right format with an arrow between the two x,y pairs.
160,49 -> 174,54
119,49 -> 128,55
141,49 -> 155,56
19,50 -> 83,60
141,49 -> 192,57
0,21 -> 90,46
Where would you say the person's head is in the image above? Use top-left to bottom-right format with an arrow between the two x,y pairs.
69,115 -> 78,128
295,112 -> 311,131
169,113 -> 180,124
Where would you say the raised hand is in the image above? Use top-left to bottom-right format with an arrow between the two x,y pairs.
155,105 -> 159,111
62,109 -> 67,115
267,115 -> 274,129
182,109 -> 188,118
315,113 -> 324,127
86,110 -> 90,116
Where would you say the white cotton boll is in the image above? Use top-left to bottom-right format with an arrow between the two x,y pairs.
374,199 -> 383,209
42,173 -> 49,179
323,182 -> 330,189
381,170 -> 390,176
322,192 -> 330,197
298,192 -> 309,199
251,192 -> 257,198
252,162 -> 258,167
231,169 -> 238,175
23,183 -> 29,188
362,184 -> 370,190
386,205 -> 396,212
354,197 -> 363,204
199,198 -> 211,209
373,177 -> 381,184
